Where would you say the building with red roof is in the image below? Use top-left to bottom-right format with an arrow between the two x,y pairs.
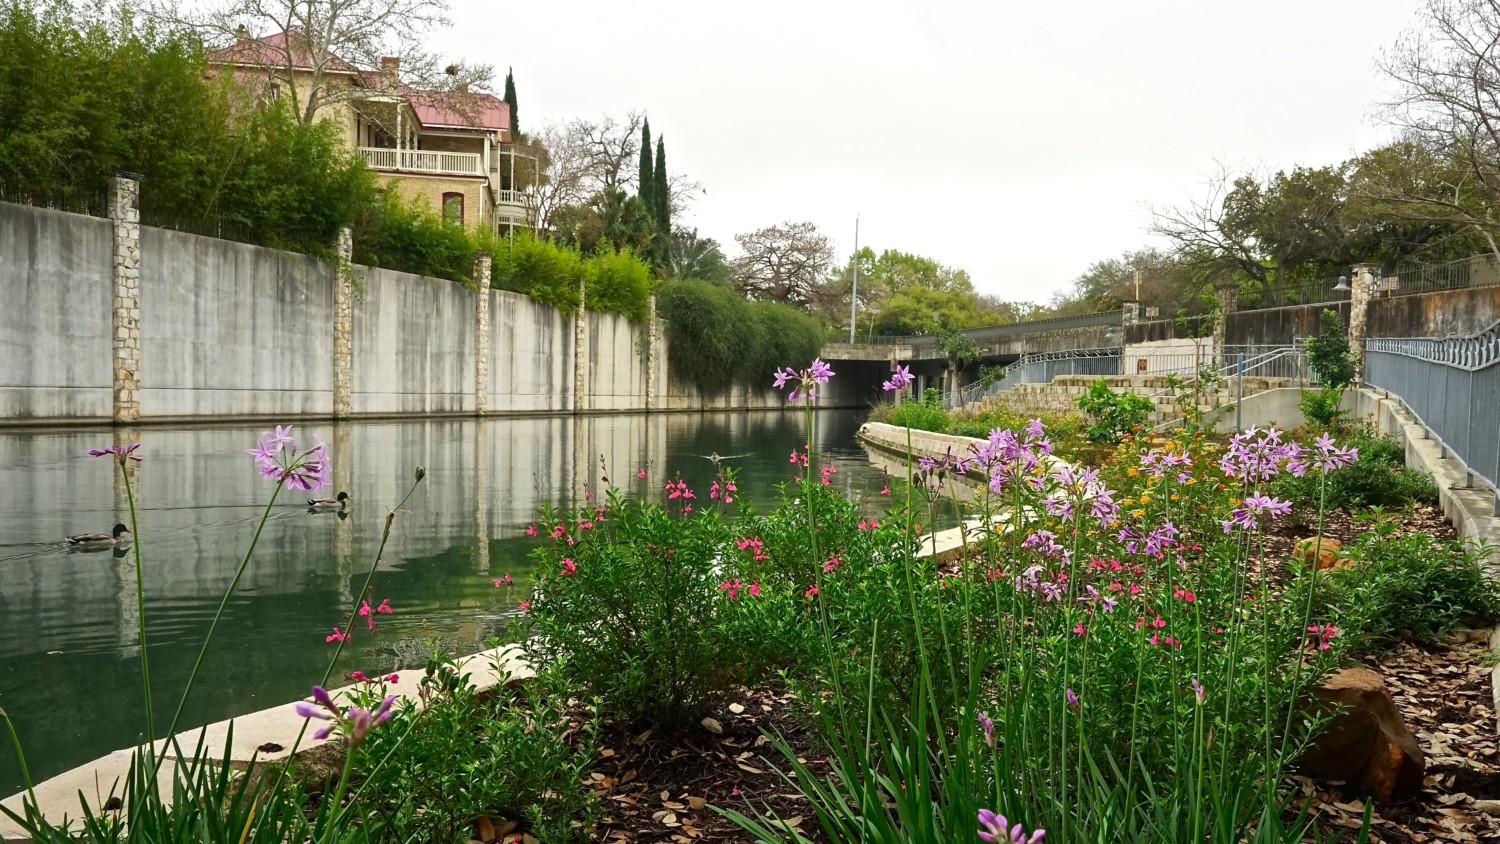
207,28 -> 535,235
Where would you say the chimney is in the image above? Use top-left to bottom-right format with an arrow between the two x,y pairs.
234,24 -> 250,41
379,56 -> 399,88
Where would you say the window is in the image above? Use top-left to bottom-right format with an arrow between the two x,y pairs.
442,192 -> 464,227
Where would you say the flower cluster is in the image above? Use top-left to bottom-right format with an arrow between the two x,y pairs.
709,479 -> 737,502
296,684 -> 395,746
977,809 -> 1045,844
736,536 -> 770,561
719,578 -> 760,599
1288,432 -> 1360,476
248,425 -> 330,491
358,597 -> 393,631
881,364 -> 913,393
664,479 -> 695,500
1219,492 -> 1293,533
772,358 -> 835,402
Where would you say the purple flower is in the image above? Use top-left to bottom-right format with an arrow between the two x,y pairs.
249,425 -> 331,491
1077,584 -> 1117,613
1139,449 -> 1191,479
977,711 -> 996,748
88,443 -> 143,465
1191,677 -> 1206,705
882,365 -> 914,392
1219,427 -> 1298,481
1065,688 -> 1079,711
978,809 -> 1045,844
1220,492 -> 1292,533
1289,432 -> 1359,476
296,685 -> 395,746
772,359 -> 835,403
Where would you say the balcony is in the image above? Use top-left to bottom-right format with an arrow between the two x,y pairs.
358,147 -> 484,177
495,189 -> 530,208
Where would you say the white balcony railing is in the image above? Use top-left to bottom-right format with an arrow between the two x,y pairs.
358,147 -> 484,177
495,189 -> 529,207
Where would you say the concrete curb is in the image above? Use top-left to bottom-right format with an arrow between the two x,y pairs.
1,646 -> 532,842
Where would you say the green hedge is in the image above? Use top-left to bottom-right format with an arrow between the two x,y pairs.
655,279 -> 822,393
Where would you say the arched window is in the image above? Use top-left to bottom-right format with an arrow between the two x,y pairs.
442,192 -> 464,227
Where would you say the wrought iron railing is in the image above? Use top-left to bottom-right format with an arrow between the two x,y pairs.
1365,319 -> 1500,498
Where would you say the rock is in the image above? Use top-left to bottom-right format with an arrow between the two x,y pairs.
1292,536 -> 1346,571
1298,667 -> 1425,803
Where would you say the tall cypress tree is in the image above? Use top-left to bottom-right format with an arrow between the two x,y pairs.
637,118 -> 654,215
654,137 -> 669,237
502,68 -> 519,137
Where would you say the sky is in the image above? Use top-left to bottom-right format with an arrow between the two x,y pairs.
443,0 -> 1425,304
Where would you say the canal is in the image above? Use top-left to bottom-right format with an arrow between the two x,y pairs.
0,409 -> 920,795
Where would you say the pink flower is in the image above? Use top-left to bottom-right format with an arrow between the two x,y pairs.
326,627 -> 346,643
387,673 -> 399,684
559,558 -> 577,576
495,573 -> 512,586
525,525 -> 537,536
1307,624 -> 1340,651
550,524 -> 565,539
375,598 -> 392,614
822,555 -> 842,574
747,582 -> 761,598
804,584 -> 819,598
880,484 -> 890,495
349,671 -> 367,682
636,468 -> 647,479
719,579 -> 744,599
517,600 -> 532,614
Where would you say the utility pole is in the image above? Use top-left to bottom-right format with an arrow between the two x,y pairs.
847,216 -> 859,343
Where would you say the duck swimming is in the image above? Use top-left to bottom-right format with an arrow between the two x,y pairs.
67,523 -> 130,546
308,491 -> 352,510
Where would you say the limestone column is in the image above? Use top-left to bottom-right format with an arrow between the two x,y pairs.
572,278 -> 589,414
644,295 -> 659,411
111,424 -> 142,655
109,173 -> 143,424
331,421 -> 355,608
333,227 -> 354,419
473,252 -> 492,416
472,419 -> 490,574
1349,264 -> 1375,383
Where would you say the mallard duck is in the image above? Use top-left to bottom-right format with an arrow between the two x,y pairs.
68,523 -> 130,546
308,491 -> 352,510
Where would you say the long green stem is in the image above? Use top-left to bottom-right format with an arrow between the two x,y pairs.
120,465 -> 155,744
1,709 -> 37,814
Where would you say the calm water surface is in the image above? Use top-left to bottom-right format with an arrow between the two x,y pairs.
0,410 -> 906,794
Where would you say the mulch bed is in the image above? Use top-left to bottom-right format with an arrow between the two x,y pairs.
584,683 -> 828,844
460,504 -> 1497,844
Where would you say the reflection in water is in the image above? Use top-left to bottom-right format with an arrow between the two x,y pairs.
0,410 -> 891,793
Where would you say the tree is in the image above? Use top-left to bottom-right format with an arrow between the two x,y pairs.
668,228 -> 732,283
1374,0 -> 1500,261
502,66 -> 518,137
550,186 -> 653,256
574,110 -> 645,189
1305,309 -> 1357,388
650,136 -> 669,274
732,221 -> 834,306
162,0 -> 492,128
637,118 -> 654,217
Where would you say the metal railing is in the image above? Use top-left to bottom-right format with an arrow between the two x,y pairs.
952,348 -> 1122,408
358,147 -> 485,176
1365,318 -> 1500,498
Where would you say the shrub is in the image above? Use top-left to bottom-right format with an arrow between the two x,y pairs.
1297,525 -> 1500,648
581,243 -> 653,321
491,231 -> 584,314
1076,380 -> 1154,442
520,478 -> 755,726
1297,384 -> 1351,431
353,190 -> 479,285
1271,427 -> 1438,511
352,656 -> 599,843
885,388 -> 950,433
655,280 -> 822,393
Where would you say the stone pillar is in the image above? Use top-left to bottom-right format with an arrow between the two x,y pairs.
473,252 -> 492,416
109,173 -> 143,424
1349,264 -> 1375,382
472,419 -> 490,574
332,421 -> 354,607
644,295 -> 660,411
572,278 -> 589,414
333,227 -> 354,419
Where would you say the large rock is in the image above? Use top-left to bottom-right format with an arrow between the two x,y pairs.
1298,667 -> 1425,803
1292,536 -> 1346,571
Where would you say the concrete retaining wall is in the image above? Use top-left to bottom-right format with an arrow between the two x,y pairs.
0,204 -> 113,419
0,201 -> 816,424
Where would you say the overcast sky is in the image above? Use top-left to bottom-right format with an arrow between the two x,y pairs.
445,0 -> 1423,304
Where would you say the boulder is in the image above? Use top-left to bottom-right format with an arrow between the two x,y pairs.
1298,667 -> 1425,803
1292,536 -> 1347,571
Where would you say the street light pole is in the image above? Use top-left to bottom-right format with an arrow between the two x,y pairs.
847,216 -> 859,344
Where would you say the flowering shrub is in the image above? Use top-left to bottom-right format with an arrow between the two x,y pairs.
352,656 -> 600,844
1076,379 -> 1154,442
520,469 -> 781,726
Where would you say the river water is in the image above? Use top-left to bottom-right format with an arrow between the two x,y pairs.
0,409 -> 900,795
